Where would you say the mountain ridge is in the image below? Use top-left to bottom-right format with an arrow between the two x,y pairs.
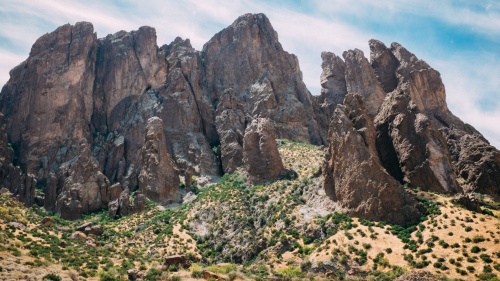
0,13 -> 498,224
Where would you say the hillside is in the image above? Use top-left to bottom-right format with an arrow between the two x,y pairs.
1,140 -> 499,281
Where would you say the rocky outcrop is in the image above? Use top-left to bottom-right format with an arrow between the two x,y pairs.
322,39 -> 500,204
55,142 -> 111,220
138,117 -> 180,205
243,118 -> 285,184
343,49 -> 385,116
0,22 -> 97,181
215,89 -> 246,174
318,52 -> 347,121
445,129 -> 500,197
203,13 -> 326,146
323,94 -> 423,226
374,91 -> 461,193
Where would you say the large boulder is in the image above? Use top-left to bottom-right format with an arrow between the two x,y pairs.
138,117 -> 180,205
243,118 -> 285,184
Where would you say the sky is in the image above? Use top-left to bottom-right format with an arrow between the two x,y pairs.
0,0 -> 499,148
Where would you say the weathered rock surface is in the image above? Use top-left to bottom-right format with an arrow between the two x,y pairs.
323,94 -> 422,226
243,118 -> 285,184
374,91 -> 461,193
318,52 -> 347,121
138,117 -> 180,205
55,142 -> 111,220
343,49 -> 385,116
0,13 -> 499,222
1,22 -> 97,181
322,39 -> 500,206
203,13 -> 326,146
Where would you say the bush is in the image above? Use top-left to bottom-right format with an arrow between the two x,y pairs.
145,268 -> 162,281
191,270 -> 203,278
171,276 -> 181,281
471,246 -> 481,253
480,254 -> 493,263
43,274 -> 62,281
100,272 -> 119,281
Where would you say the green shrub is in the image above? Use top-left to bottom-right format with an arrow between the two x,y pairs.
471,246 -> 481,253
191,270 -> 203,278
42,274 -> 62,281
145,268 -> 162,281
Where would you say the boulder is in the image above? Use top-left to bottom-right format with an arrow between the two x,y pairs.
243,118 -> 285,184
163,254 -> 191,270
453,193 -> 482,212
138,117 -> 180,205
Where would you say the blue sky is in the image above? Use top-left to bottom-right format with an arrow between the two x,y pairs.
0,0 -> 499,148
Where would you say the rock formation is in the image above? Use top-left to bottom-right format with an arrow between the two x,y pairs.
243,118 -> 285,184
322,38 -> 500,210
323,95 -> 423,226
0,13 -> 498,222
138,117 -> 180,205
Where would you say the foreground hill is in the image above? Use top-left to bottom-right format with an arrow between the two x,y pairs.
1,140 -> 499,280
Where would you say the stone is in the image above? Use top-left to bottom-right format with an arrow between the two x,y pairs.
323,94 -> 423,226
127,269 -> 146,281
342,49 -> 385,116
41,217 -> 55,227
76,222 -> 93,232
138,117 -> 180,205
202,270 -> 227,281
70,231 -> 87,240
374,91 -> 461,193
203,13 -> 326,145
55,142 -> 111,219
453,193 -> 482,212
318,51 -> 348,120
163,254 -> 191,270
369,39 -> 399,93
8,222 -> 26,230
243,118 -> 285,184
215,89 -> 246,174
0,22 -> 97,181
445,128 -> 500,198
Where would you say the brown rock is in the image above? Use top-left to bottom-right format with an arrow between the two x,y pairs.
163,254 -> 191,270
445,128 -> 500,198
55,142 -> 111,220
131,192 -> 146,213
369,39 -> 399,93
374,91 -> 461,193
215,89 -> 246,174
1,22 -> 97,181
243,118 -> 285,184
138,117 -> 180,205
202,270 -> 227,281
203,13 -> 325,145
43,173 -> 58,212
323,94 -> 422,226
453,193 -> 482,212
343,49 -> 385,116
318,51 -> 348,121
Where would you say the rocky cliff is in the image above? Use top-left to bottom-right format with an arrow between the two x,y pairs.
0,14 -> 326,219
0,13 -> 498,223
322,39 -> 500,224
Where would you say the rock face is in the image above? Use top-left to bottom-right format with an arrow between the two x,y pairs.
243,118 -> 285,184
318,52 -> 347,121
0,13 -> 499,222
322,38 -> 500,215
138,117 -> 180,205
0,13 -> 331,218
203,13 -> 326,147
323,94 -> 422,226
